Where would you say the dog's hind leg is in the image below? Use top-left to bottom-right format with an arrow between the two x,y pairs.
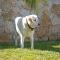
14,37 -> 17,46
20,35 -> 24,48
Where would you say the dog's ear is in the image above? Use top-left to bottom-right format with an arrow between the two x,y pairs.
29,17 -> 33,23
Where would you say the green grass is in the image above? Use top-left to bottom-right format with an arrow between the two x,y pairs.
0,40 -> 60,60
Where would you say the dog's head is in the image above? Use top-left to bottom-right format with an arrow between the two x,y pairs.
26,15 -> 39,29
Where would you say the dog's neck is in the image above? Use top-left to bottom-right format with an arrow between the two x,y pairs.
26,19 -> 34,31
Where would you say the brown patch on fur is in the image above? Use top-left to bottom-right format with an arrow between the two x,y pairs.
29,17 -> 33,23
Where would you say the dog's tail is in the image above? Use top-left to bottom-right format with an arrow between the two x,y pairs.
15,17 -> 22,25
15,17 -> 22,34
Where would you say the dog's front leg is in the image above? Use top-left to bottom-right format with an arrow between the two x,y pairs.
31,32 -> 34,49
20,35 -> 24,48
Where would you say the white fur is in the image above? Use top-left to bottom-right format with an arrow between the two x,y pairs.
15,15 -> 38,49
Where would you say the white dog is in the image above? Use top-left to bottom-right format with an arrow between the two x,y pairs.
15,15 -> 39,49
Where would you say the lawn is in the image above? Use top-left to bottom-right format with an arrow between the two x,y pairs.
0,40 -> 60,60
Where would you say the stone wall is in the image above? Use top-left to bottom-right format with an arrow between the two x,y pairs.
0,0 -> 60,43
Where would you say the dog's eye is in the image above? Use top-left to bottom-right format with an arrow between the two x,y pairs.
34,19 -> 36,21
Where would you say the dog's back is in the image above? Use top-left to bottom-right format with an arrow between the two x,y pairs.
15,17 -> 23,35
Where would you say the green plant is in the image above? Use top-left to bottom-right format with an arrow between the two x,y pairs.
25,0 -> 48,9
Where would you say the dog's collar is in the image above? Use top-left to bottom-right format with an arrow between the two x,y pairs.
26,19 -> 34,31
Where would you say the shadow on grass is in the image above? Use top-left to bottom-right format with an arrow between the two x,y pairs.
25,40 -> 60,53
0,40 -> 60,53
0,43 -> 17,49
